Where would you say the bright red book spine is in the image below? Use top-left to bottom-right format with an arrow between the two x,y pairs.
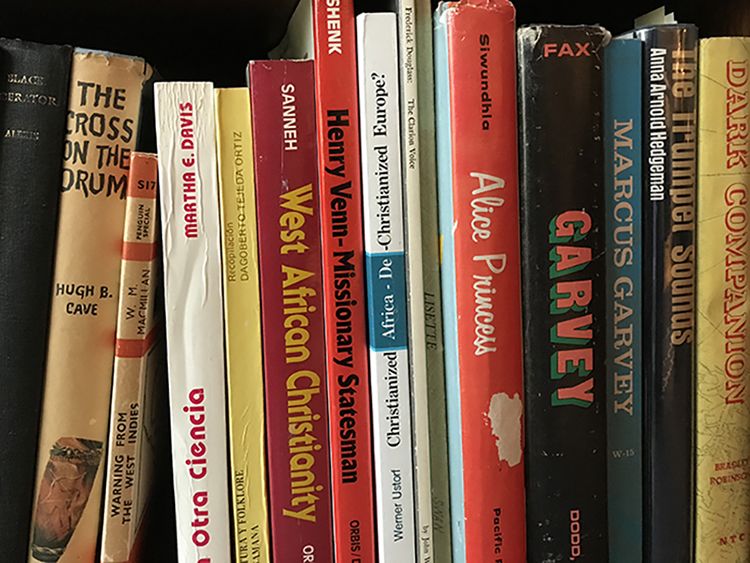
249,59 -> 334,562
312,2 -> 377,562
445,2 -> 526,561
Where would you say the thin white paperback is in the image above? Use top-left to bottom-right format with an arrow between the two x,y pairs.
154,82 -> 231,562
358,12 -> 418,563
395,0 -> 435,560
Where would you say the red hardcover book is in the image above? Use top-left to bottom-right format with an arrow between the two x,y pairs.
249,59 -> 334,562
435,1 -> 526,561
312,2 -> 377,561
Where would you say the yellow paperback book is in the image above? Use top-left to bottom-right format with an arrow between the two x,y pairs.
696,36 -> 750,562
215,87 -> 270,563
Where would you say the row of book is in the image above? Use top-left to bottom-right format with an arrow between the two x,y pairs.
0,1 -> 749,563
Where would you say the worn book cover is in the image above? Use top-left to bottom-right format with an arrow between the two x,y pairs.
632,24 -> 698,562
436,2 -> 526,562
0,38 -> 72,560
696,36 -> 750,563
604,37 -> 643,563
358,12 -> 417,563
311,2 -> 378,560
216,87 -> 270,563
100,152 -> 164,563
518,24 -> 610,562
28,50 -> 152,563
249,59 -> 334,563
155,81 -> 232,562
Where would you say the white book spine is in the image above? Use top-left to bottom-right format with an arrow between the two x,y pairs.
357,13 -> 418,563
396,1 -> 434,561
154,82 -> 231,563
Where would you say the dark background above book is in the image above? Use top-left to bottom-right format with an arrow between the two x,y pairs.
2,0 -> 748,85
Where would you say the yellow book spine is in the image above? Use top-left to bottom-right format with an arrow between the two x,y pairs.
696,36 -> 750,562
215,87 -> 270,563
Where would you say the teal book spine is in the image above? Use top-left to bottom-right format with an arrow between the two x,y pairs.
433,5 -> 464,562
604,37 -> 643,563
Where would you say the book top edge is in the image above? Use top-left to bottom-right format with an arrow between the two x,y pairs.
154,81 -> 214,87
0,37 -> 72,51
435,0 -> 515,22
699,35 -> 750,42
74,47 -> 147,62
518,24 -> 610,32
630,22 -> 699,33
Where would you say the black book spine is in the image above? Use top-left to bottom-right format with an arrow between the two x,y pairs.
633,24 -> 698,562
517,25 -> 610,562
0,39 -> 72,558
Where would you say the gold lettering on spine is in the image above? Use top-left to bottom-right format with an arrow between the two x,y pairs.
279,182 -> 323,524
669,47 -> 698,346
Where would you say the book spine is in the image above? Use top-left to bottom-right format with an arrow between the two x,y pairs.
695,37 -> 750,563
416,1 -> 452,560
0,39 -> 71,560
634,25 -> 698,562
357,13 -> 417,563
312,2 -> 378,560
437,2 -> 526,562
155,81 -> 232,563
216,87 -> 270,563
248,60 -> 334,563
603,38 -> 643,563
396,1 -> 434,560
518,25 -> 610,562
100,152 -> 161,563
28,51 -> 152,563
432,9 -> 458,561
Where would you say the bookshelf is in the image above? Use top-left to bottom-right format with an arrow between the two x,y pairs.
1,0 -> 748,561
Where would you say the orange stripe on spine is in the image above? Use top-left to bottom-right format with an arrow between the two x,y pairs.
122,241 -> 157,261
116,325 -> 160,358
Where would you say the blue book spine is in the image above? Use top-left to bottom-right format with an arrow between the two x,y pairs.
604,37 -> 643,563
433,5 -> 465,563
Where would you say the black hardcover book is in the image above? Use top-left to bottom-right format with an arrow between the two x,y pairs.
0,38 -> 72,558
632,24 -> 698,562
517,25 -> 610,562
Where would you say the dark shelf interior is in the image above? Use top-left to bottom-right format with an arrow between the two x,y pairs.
2,1 -> 748,86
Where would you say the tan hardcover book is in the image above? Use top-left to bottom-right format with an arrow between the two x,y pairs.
99,153 -> 164,563
27,50 -> 152,563
696,37 -> 750,562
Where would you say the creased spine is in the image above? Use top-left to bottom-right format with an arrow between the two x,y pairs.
155,81 -> 232,563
